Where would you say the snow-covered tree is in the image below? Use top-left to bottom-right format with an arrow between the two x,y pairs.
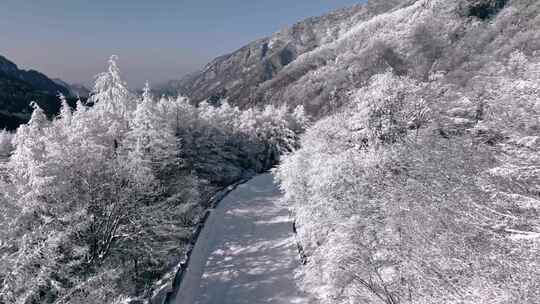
0,129 -> 13,158
277,52 -> 540,304
90,55 -> 134,148
57,93 -> 72,127
91,55 -> 133,118
0,54 -> 310,303
8,103 -> 53,207
124,82 -> 179,184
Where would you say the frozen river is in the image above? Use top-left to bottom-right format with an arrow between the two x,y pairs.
173,173 -> 311,304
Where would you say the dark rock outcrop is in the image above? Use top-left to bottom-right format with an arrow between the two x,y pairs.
464,0 -> 509,19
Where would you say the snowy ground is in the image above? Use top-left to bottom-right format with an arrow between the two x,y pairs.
172,173 -> 311,304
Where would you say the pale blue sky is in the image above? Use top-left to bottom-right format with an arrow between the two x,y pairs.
0,0 -> 363,87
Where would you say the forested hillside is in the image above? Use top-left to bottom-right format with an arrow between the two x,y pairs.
0,56 -> 307,303
276,0 -> 540,303
167,0 -> 539,118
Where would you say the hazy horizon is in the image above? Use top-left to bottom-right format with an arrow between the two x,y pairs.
1,0 -> 363,88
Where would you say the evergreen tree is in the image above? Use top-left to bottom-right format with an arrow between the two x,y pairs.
125,82 -> 178,177
8,102 -> 52,207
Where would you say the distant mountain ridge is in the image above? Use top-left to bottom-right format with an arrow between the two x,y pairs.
0,56 -> 71,96
53,78 -> 91,98
0,55 -> 76,130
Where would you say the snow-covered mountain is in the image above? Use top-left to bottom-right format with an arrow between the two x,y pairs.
165,3 -> 371,110
168,0 -> 531,116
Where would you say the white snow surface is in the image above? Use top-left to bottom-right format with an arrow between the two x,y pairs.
173,173 -> 311,304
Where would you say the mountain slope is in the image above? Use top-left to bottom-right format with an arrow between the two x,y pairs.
0,56 -> 70,97
167,4 -> 371,107
0,55 -> 73,129
170,0 -> 537,116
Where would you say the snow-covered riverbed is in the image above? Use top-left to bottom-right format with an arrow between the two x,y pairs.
171,173 -> 310,304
